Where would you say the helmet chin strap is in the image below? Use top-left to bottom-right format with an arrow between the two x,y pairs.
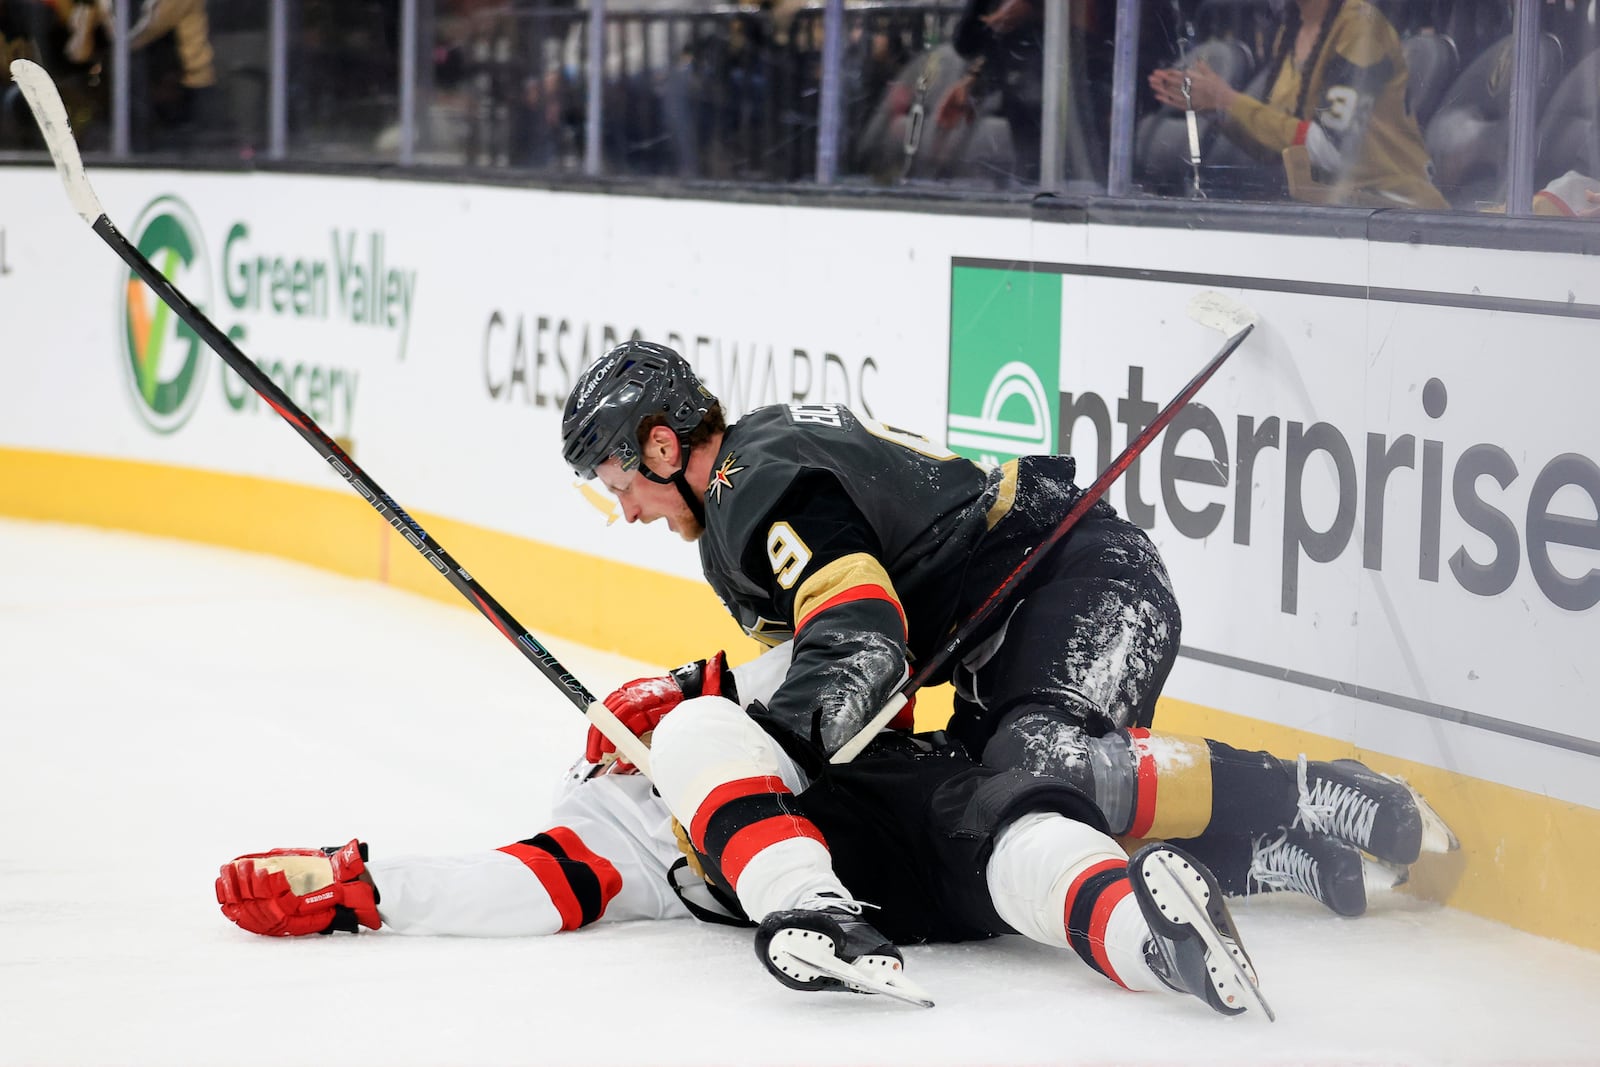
639,435 -> 706,527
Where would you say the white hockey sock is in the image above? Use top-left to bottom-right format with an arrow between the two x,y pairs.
370,852 -> 576,937
987,811 -> 1165,992
732,836 -> 849,920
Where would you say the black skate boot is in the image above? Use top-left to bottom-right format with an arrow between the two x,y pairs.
1247,827 -> 1408,917
1292,757 -> 1458,865
1131,843 -> 1273,1020
754,894 -> 933,1007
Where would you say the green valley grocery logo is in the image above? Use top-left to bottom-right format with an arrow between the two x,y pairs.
946,265 -> 1060,467
118,196 -> 212,432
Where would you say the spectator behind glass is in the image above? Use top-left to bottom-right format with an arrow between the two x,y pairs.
935,0 -> 1044,184
1149,0 -> 1446,208
117,0 -> 222,151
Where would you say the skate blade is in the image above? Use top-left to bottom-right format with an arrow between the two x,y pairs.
1362,854 -> 1410,894
1144,850 -> 1277,1022
1386,774 -> 1460,854
768,932 -> 935,1008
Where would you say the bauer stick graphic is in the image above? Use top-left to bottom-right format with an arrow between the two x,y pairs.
8,59 -> 652,776
831,293 -> 1258,763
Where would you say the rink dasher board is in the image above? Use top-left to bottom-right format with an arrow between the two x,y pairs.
1,165 -> 1595,950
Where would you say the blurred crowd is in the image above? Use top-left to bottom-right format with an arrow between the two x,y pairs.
2,0 -> 1596,215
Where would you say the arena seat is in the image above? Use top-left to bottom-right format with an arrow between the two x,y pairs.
1423,32 -> 1565,208
1402,32 -> 1460,127
1533,47 -> 1600,190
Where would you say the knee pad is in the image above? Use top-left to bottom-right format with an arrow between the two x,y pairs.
979,709 -> 1138,832
980,713 -> 1218,839
649,697 -> 793,816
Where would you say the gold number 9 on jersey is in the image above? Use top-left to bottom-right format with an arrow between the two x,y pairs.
766,522 -> 813,590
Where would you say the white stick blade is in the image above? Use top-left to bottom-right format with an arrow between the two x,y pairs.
9,59 -> 104,224
829,692 -> 908,765
1188,290 -> 1259,338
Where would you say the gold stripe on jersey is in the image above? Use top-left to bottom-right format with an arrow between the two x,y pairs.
792,552 -> 905,634
745,616 -> 794,648
984,460 -> 1020,531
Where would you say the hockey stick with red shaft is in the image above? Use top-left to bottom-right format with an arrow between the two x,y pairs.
9,59 -> 653,775
831,304 -> 1256,763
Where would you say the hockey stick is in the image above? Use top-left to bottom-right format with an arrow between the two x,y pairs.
9,59 -> 653,776
831,294 -> 1257,763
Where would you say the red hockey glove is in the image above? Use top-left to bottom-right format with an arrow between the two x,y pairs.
216,839 -> 381,937
586,651 -> 734,771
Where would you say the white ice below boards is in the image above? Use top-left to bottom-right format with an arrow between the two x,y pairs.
2,516 -> 1598,1066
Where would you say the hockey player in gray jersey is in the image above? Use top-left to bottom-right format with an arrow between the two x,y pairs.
563,340 -> 1455,920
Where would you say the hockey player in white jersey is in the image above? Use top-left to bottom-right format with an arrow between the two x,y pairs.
217,678 -> 1271,1016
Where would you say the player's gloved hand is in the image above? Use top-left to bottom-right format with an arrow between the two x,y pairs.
216,839 -> 381,936
587,651 -> 735,772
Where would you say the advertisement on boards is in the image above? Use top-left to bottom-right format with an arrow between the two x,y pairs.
946,258 -> 1599,806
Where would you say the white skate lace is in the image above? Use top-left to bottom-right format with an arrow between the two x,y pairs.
1291,755 -> 1379,849
1248,831 -> 1323,903
795,893 -> 879,916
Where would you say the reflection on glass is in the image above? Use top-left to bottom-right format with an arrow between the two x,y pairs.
454,1 -> 1113,190
203,0 -> 270,158
7,0 -> 1593,217
1424,31 -> 1560,210
289,0 -> 399,160
848,0 -> 1108,191
462,4 -> 585,171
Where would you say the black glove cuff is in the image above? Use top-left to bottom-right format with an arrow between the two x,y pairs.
669,653 -> 738,705
669,659 -> 708,698
321,905 -> 362,935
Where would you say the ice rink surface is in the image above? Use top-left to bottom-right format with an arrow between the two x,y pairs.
3,517 -> 1598,1066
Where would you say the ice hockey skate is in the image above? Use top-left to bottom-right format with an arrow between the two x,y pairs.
1131,843 -> 1274,1020
1248,827 -> 1409,917
1294,757 -> 1458,865
754,894 -> 934,1008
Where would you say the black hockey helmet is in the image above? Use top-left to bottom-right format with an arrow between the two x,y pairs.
561,341 -> 716,480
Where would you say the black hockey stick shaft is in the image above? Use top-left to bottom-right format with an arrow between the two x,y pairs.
832,321 -> 1253,763
6,59 -> 658,769
95,216 -> 596,704
912,321 -> 1253,695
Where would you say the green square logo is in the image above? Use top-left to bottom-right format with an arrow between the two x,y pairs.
946,265 -> 1061,466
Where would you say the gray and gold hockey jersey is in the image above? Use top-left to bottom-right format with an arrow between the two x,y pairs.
697,403 -> 1085,757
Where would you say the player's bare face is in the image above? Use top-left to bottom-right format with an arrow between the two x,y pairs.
597,457 -> 703,541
